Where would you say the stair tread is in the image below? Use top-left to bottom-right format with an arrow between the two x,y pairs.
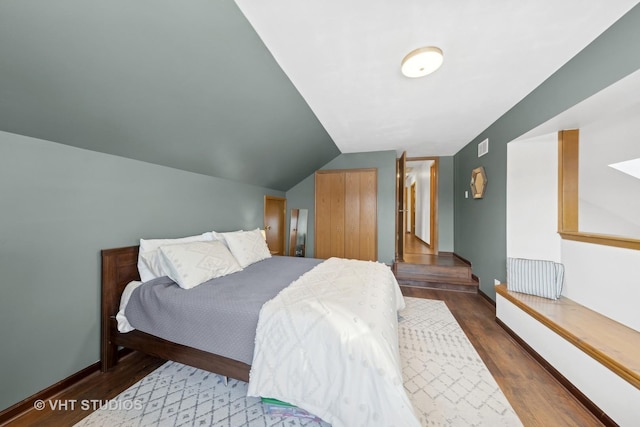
392,255 -> 478,293
394,268 -> 473,277
399,281 -> 478,294
398,256 -> 469,267
395,265 -> 471,280
395,263 -> 470,271
396,276 -> 478,286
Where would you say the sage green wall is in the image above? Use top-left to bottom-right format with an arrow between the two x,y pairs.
0,0 -> 340,191
0,131 -> 283,411
286,153 -> 455,262
437,156 -> 454,252
453,4 -> 640,299
286,151 -> 397,264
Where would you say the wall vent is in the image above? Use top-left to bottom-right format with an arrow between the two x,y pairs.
478,138 -> 489,157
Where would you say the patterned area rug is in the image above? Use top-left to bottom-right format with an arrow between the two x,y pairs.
76,298 -> 521,426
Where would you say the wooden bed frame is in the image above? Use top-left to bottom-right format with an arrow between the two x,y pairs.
100,245 -> 251,382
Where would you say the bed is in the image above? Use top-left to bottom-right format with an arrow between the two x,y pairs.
101,245 -> 256,381
101,243 -> 419,426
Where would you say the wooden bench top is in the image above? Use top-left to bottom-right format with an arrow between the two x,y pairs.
496,284 -> 640,390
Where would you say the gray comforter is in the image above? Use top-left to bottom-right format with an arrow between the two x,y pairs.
125,256 -> 323,364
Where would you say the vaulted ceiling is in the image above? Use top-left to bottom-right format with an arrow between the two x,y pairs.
1,1 -> 637,191
0,0 -> 340,191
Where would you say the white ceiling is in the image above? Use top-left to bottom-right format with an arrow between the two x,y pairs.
235,0 -> 638,157
516,68 -> 640,142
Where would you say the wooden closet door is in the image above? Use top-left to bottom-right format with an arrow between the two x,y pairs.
344,172 -> 361,259
345,170 -> 377,261
359,170 -> 377,261
315,172 -> 332,259
316,169 -> 375,261
315,172 -> 345,259
329,172 -> 345,258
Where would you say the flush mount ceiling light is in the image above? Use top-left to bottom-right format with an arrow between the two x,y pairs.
401,46 -> 444,78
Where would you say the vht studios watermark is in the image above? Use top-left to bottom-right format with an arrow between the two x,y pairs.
33,399 -> 143,411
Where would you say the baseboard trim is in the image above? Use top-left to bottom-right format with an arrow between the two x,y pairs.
452,252 -> 472,267
495,318 -> 616,427
478,288 -> 495,307
0,348 -> 132,425
413,235 -> 431,248
437,250 -> 454,256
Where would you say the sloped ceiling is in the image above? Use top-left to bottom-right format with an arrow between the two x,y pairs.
0,0 -> 340,191
1,1 -> 638,191
236,0 -> 638,157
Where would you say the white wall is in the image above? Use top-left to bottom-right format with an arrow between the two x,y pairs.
404,157 -> 454,252
405,160 -> 433,244
504,130 -> 640,425
507,131 -> 639,331
420,162 -> 431,244
562,239 -> 640,330
579,102 -> 640,238
405,175 -> 414,233
410,160 -> 432,244
507,134 -> 561,262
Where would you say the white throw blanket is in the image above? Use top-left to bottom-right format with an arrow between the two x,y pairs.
247,257 -> 420,427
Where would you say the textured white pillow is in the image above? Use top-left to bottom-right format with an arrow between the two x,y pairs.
138,232 -> 213,282
223,228 -> 272,268
211,230 -> 242,249
158,240 -> 242,289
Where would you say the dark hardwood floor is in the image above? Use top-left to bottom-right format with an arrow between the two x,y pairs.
1,352 -> 165,427
402,287 -> 603,427
3,289 -> 603,427
404,232 -> 436,262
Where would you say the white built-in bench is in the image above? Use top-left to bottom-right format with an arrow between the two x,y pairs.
495,284 -> 640,426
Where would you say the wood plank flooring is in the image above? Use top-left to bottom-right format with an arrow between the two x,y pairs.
396,234 -> 478,292
1,352 -> 165,427
404,232 -> 436,263
402,287 -> 603,427
3,289 -> 603,427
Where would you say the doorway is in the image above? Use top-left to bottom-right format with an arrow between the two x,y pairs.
398,156 -> 439,259
264,195 -> 286,255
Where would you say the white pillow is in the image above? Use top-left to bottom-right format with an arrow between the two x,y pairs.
116,280 -> 143,333
138,232 -> 213,282
507,257 -> 564,300
158,240 -> 242,289
211,230 -> 242,249
223,228 -> 272,268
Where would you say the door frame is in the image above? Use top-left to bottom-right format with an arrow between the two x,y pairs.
264,195 -> 286,255
396,156 -> 439,255
410,182 -> 416,235
396,152 -> 407,262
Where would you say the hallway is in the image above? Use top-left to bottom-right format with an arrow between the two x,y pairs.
404,232 -> 433,255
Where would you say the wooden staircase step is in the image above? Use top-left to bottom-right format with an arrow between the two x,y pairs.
398,278 -> 478,293
394,263 -> 471,281
392,254 -> 478,293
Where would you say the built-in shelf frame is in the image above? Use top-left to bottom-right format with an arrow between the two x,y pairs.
557,129 -> 640,251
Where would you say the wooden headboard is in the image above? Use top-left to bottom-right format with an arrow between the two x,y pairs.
101,245 -> 140,370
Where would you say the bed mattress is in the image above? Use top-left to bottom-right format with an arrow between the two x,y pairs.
125,256 -> 322,365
